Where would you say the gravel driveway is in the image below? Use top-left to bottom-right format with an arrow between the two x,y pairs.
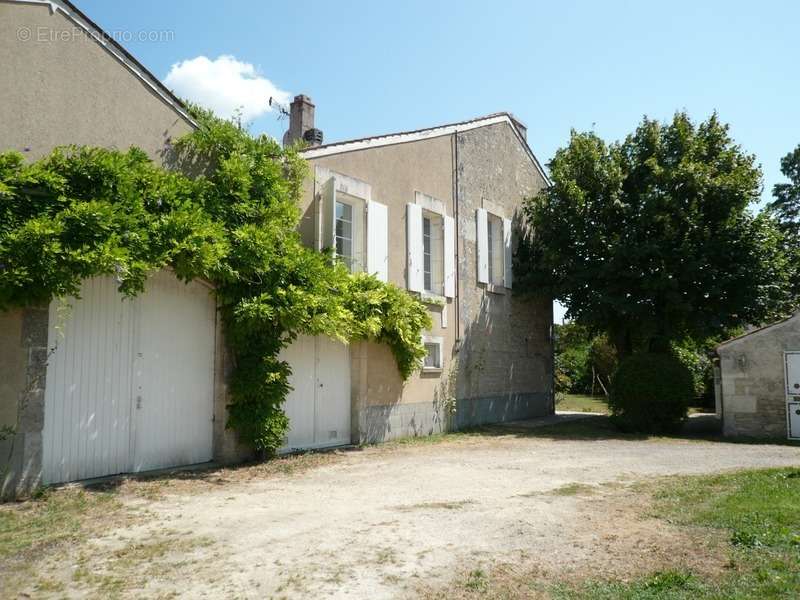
79,418 -> 798,599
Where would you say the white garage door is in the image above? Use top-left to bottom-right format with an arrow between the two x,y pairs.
42,272 -> 216,484
280,335 -> 351,451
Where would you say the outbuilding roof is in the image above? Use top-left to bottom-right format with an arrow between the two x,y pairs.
716,312 -> 799,350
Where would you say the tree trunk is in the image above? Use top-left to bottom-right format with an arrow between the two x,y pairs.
611,328 -> 632,359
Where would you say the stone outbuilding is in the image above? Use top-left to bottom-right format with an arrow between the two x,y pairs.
715,313 -> 800,440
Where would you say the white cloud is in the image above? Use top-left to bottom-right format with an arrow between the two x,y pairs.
164,55 -> 290,122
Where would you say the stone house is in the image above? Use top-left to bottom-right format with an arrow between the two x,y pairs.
0,0 -> 554,495
282,96 -> 554,446
715,313 -> 800,440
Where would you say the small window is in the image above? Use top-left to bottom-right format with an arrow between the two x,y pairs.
424,343 -> 441,369
487,213 -> 504,286
423,337 -> 443,371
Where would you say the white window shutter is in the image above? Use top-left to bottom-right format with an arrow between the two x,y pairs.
476,208 -> 489,284
321,176 -> 337,250
407,203 -> 424,292
443,215 -> 455,298
503,217 -> 513,289
367,201 -> 389,282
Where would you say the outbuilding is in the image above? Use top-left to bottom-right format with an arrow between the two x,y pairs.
715,312 -> 800,440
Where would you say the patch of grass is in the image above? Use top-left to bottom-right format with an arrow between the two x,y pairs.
557,467 -> 800,599
554,570 -> 702,600
464,568 -> 488,591
427,468 -> 800,600
71,534 -> 214,597
394,499 -> 474,511
651,468 -> 800,550
556,394 -> 609,414
548,482 -> 598,496
0,488 -> 123,559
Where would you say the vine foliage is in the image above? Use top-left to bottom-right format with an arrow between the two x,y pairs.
0,107 -> 431,454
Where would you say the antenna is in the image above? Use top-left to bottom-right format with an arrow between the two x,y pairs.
269,96 -> 290,120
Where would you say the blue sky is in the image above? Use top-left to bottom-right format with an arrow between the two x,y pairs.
80,0 -> 799,322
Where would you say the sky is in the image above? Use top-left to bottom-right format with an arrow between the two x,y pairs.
78,0 -> 800,323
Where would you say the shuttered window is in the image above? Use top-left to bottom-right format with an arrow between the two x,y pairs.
477,208 -> 513,289
408,199 -> 455,298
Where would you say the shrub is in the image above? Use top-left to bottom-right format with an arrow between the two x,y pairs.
609,353 -> 693,433
672,343 -> 714,407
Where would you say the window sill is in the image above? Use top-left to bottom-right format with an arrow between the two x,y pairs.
485,284 -> 506,295
422,366 -> 443,374
421,292 -> 447,305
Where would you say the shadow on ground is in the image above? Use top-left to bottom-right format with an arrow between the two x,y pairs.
481,414 -> 800,448
48,415 -> 800,499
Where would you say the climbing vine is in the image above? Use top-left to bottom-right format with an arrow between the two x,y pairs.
0,107 -> 431,455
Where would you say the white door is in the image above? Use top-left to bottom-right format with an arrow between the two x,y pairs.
280,335 -> 316,449
789,403 -> 800,440
42,278 -> 137,484
280,335 -> 351,451
785,352 -> 800,396
132,271 -> 215,472
42,272 -> 216,484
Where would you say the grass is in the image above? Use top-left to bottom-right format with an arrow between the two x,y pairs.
428,467 -> 800,599
0,488 -> 124,559
395,499 -> 474,511
556,394 -> 610,414
564,469 -> 800,598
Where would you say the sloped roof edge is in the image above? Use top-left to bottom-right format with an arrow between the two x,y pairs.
300,112 -> 552,186
716,312 -> 799,350
9,0 -> 197,129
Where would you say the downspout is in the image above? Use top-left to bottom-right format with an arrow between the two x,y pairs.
453,130 -> 461,347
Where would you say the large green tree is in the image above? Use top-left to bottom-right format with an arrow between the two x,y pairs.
516,112 -> 792,356
767,144 -> 800,297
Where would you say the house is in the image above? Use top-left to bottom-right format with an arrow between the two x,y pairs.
715,313 -> 800,440
0,0 -> 248,497
0,0 -> 554,496
278,96 -> 554,448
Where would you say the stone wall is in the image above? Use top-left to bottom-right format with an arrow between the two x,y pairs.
717,315 -> 800,438
454,122 -> 553,424
1,307 -> 48,498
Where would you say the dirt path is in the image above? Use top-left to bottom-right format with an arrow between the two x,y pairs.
12,425 -> 800,598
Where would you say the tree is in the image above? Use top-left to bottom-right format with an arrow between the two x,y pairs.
767,144 -> 800,297
516,112 -> 792,357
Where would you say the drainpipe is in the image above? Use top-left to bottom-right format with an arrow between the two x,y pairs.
453,130 -> 461,347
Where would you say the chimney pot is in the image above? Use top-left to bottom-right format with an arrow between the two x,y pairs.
283,94 -> 322,147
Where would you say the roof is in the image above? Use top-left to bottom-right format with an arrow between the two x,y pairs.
300,112 -> 551,186
13,0 -> 196,129
716,312 -> 799,350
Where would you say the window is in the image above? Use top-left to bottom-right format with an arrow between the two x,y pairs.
335,200 -> 354,270
422,211 -> 444,295
477,208 -> 511,289
423,337 -> 443,371
332,193 -> 365,273
487,213 -> 504,286
423,216 -> 432,291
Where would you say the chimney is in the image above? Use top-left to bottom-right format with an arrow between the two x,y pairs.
509,115 -> 527,141
282,94 -> 323,147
